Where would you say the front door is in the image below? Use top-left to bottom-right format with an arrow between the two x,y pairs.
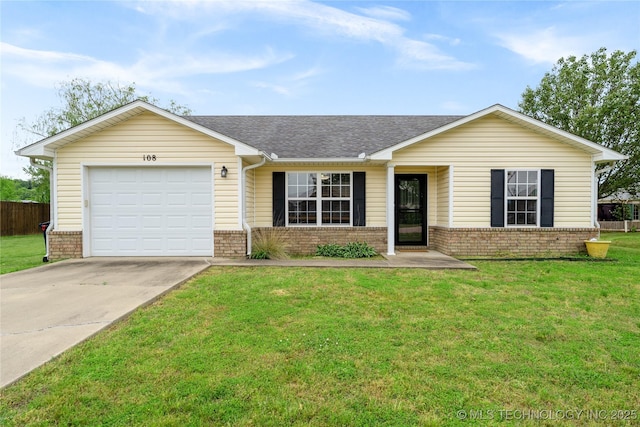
395,174 -> 427,245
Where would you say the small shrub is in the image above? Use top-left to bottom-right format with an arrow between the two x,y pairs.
316,242 -> 377,258
316,244 -> 344,258
250,229 -> 289,260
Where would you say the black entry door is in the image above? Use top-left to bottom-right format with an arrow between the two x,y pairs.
395,174 -> 427,245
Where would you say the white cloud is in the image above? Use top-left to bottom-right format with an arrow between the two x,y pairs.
424,33 -> 461,47
396,39 -> 474,71
355,5 -> 411,22
133,0 -> 474,71
252,66 -> 324,96
495,26 -> 592,64
251,81 -> 292,96
0,42 -> 293,91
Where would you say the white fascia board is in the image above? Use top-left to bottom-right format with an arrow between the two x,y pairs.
16,144 -> 53,158
234,144 -> 262,156
370,104 -> 627,162
593,151 -> 628,163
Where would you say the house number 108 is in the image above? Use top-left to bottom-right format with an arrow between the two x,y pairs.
143,155 -> 157,161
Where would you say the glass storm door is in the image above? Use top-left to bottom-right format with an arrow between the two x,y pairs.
395,174 -> 427,245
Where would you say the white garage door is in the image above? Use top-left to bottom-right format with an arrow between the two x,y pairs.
89,167 -> 213,256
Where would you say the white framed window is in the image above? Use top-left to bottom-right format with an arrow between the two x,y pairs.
506,170 -> 539,226
287,172 -> 352,226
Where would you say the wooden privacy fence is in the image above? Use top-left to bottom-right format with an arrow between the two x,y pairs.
0,201 -> 50,236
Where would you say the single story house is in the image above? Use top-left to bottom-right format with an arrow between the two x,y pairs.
17,101 -> 626,259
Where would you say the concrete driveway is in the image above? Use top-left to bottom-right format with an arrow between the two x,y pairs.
0,257 -> 212,388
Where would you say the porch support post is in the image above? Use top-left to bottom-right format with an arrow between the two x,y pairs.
386,163 -> 395,255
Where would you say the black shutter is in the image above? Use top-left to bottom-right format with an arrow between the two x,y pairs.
540,169 -> 554,227
352,172 -> 366,226
272,172 -> 285,227
490,169 -> 505,227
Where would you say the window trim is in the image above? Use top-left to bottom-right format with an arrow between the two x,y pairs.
285,171 -> 353,226
504,169 -> 540,227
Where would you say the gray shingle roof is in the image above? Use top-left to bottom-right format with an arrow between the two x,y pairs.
184,115 -> 464,158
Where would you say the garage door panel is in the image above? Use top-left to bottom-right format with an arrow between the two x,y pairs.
117,238 -> 138,251
117,169 -> 137,183
167,215 -> 188,229
192,192 -> 212,205
192,215 -> 211,229
192,238 -> 212,250
117,215 -> 138,230
167,169 -> 187,182
142,169 -> 163,182
142,193 -> 163,206
92,215 -> 113,229
167,238 -> 188,250
92,238 -> 114,251
117,193 -> 138,206
89,167 -> 213,256
190,168 -> 211,182
142,215 -> 163,230
92,193 -> 113,206
167,193 -> 186,205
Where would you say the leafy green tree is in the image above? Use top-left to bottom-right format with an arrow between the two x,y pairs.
16,78 -> 191,203
0,176 -> 40,201
519,48 -> 640,199
0,176 -> 20,201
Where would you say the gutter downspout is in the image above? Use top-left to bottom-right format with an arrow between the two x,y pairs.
594,163 -> 614,239
30,158 -> 53,262
242,155 -> 267,256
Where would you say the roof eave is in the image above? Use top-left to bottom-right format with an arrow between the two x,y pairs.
593,152 -> 628,164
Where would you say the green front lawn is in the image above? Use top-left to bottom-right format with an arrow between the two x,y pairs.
0,234 -> 48,274
1,233 -> 639,426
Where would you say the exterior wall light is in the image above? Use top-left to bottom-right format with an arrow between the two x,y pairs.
221,166 -> 228,178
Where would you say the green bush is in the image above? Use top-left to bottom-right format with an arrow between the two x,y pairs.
316,242 -> 377,258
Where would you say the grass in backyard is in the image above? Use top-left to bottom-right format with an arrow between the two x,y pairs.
1,233 -> 639,426
0,234 -> 48,274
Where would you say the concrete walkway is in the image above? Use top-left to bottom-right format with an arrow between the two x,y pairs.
0,257 -> 211,388
210,249 -> 477,270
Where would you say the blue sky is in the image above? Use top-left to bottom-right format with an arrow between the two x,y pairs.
1,0 -> 639,178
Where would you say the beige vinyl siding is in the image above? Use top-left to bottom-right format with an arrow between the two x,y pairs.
391,115 -> 593,227
253,164 -> 387,227
436,166 -> 450,227
244,162 -> 256,226
55,111 -> 240,230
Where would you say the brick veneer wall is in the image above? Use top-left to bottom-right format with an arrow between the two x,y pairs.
429,226 -> 598,257
214,230 -> 247,257
48,231 -> 83,259
252,227 -> 387,255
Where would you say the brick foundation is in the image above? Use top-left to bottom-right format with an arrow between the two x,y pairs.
214,230 -> 247,257
48,231 -> 83,259
46,226 -> 595,259
252,227 -> 387,255
429,226 -> 598,257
